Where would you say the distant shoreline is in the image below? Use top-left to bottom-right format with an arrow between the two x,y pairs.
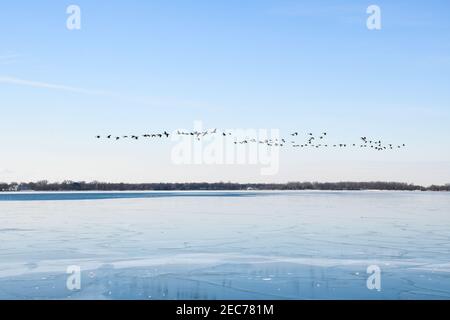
1,181 -> 449,192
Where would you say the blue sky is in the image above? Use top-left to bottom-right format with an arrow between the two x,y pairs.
1,0 -> 450,184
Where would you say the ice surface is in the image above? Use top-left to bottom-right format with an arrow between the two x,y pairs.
0,191 -> 449,299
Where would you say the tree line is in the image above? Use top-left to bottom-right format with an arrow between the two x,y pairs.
0,180 -> 449,192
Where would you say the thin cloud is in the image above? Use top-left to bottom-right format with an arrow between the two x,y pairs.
0,76 -> 111,95
0,75 -> 220,110
0,54 -> 22,65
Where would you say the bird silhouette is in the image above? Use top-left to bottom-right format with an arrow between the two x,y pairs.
95,129 -> 407,154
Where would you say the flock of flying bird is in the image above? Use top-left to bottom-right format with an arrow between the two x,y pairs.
95,129 -> 406,151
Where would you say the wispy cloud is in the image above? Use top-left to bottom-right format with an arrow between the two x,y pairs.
0,54 -> 22,65
0,75 -> 219,110
0,76 -> 111,95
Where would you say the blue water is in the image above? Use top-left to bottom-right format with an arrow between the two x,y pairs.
0,191 -> 264,201
0,191 -> 449,299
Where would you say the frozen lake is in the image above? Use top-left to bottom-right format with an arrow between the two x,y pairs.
0,191 -> 449,299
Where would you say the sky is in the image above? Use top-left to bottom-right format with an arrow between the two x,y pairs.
1,0 -> 450,185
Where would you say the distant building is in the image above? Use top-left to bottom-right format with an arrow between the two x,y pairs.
16,184 -> 33,192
